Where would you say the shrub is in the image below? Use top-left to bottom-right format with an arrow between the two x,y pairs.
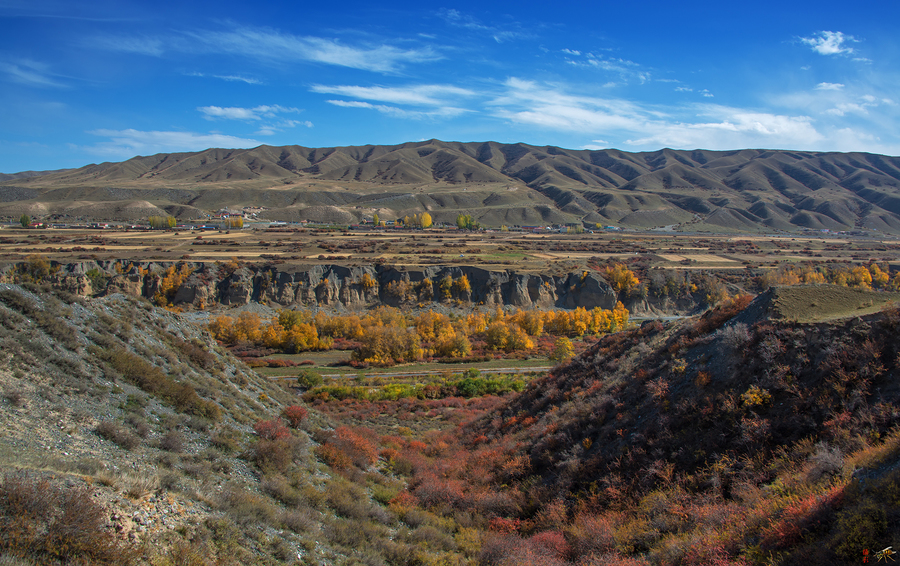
718,322 -> 751,351
296,369 -> 323,389
95,347 -> 220,421
218,486 -> 279,527
210,425 -> 241,453
260,475 -> 304,507
159,430 -> 185,452
328,427 -> 378,467
0,472 -> 138,564
96,421 -> 140,450
281,405 -> 308,428
248,437 -> 298,473
833,499 -> 887,561
254,418 -> 291,440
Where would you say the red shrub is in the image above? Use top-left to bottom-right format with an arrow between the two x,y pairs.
316,426 -> 379,471
760,486 -> 843,550
388,491 -> 418,510
529,531 -> 570,560
253,418 -> 291,440
281,405 -> 308,428
488,516 -> 522,534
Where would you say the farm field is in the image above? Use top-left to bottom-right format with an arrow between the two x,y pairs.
2,225 -> 899,276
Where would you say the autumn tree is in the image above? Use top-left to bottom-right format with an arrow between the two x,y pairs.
453,274 -> 471,297
604,263 -> 640,296
148,215 -> 176,230
550,337 -> 574,362
432,330 -> 472,358
353,326 -> 422,366
439,275 -> 453,299
224,217 -> 244,229
456,214 -> 477,230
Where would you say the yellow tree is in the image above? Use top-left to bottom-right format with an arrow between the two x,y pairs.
612,301 -> 630,330
604,263 -> 640,295
870,263 -> 890,288
453,274 -> 471,297
550,337 -> 574,362
420,212 -> 433,228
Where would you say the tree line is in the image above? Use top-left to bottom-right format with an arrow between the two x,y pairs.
208,303 -> 630,366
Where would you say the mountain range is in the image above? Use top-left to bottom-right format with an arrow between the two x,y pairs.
3,140 -> 900,233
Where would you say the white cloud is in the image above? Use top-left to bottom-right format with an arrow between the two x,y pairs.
437,9 -> 529,43
85,129 -> 260,158
325,99 -> 469,119
187,72 -> 262,85
215,75 -> 262,84
0,58 -> 66,88
700,89 -> 713,98
310,84 -> 475,106
675,86 -> 692,92
581,140 -> 610,150
95,25 -> 439,74
815,82 -> 845,90
564,52 -> 651,83
800,31 -> 857,56
625,108 -> 824,150
91,35 -> 166,56
824,97 -> 882,117
489,78 -> 828,151
186,26 -> 438,73
198,105 -> 301,121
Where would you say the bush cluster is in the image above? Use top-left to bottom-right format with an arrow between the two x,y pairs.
0,472 -> 138,564
95,347 -> 221,421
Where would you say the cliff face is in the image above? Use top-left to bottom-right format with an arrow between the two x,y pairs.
3,261 -> 620,312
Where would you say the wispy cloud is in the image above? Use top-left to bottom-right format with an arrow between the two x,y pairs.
0,58 -> 66,88
91,35 -> 166,56
490,78 -> 827,150
625,107 -> 823,150
256,120 -> 312,136
800,31 -> 858,56
186,26 -> 439,73
198,105 -> 308,135
563,51 -> 651,84
313,83 -> 475,120
85,129 -> 260,158
815,82 -> 845,91
326,99 -> 469,119
437,9 -> 530,43
187,72 -> 262,85
93,24 -> 440,73
310,84 -> 475,106
581,139 -> 610,150
198,105 -> 301,121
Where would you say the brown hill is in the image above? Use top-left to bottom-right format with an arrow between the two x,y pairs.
447,293 -> 900,564
4,141 -> 900,232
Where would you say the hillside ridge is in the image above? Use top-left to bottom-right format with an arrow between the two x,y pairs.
4,141 -> 900,233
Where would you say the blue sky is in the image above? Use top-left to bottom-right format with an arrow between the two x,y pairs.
1,0 -> 898,173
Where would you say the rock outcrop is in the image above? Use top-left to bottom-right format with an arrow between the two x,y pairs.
1,260 -> 619,312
